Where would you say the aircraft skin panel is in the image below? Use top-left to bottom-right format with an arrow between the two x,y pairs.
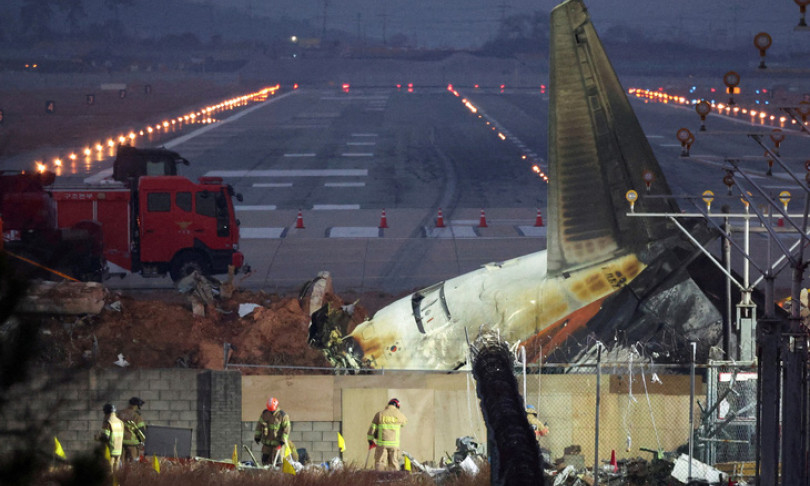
346,251 -> 644,370
547,0 -> 679,277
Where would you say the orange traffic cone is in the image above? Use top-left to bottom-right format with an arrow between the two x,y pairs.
379,209 -> 389,229
479,209 -> 488,228
295,210 -> 305,229
534,209 -> 544,227
610,449 -> 618,473
436,208 -> 445,228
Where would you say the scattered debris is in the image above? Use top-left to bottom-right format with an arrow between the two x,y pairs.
238,303 -> 261,318
114,353 -> 130,367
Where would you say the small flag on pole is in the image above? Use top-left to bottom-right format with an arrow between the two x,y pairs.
337,432 -> 346,452
153,454 -> 160,473
282,455 -> 296,475
404,454 -> 412,472
53,437 -> 66,459
232,444 -> 238,465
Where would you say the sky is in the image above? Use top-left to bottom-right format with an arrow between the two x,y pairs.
192,0 -> 805,50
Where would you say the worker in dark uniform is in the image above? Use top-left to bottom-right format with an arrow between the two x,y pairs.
367,398 -> 408,471
117,396 -> 147,462
254,396 -> 292,466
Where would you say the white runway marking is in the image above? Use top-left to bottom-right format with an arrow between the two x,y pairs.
346,142 -> 376,146
425,226 -> 479,238
517,226 -> 548,237
351,133 -> 378,137
284,153 -> 316,157
328,227 -> 381,238
241,227 -> 287,238
324,182 -> 365,187
253,183 -> 293,188
341,153 -> 374,157
205,169 -> 368,177
313,204 -> 361,210
236,205 -> 278,211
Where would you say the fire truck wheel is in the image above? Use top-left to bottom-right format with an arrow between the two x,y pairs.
169,252 -> 211,282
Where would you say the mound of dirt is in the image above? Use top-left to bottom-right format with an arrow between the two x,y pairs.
35,287 -> 380,372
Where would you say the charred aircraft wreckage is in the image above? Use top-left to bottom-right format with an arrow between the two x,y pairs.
311,0 -> 726,371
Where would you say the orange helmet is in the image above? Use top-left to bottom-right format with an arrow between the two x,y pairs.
267,397 -> 279,412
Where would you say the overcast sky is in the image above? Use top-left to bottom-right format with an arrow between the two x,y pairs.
193,0 -> 804,50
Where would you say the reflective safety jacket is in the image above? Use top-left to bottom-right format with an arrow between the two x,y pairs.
367,405 -> 408,448
527,410 -> 549,438
254,409 -> 291,446
101,413 -> 125,457
117,405 -> 146,446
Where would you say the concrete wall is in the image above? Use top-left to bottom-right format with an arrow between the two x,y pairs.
0,369 -> 241,460
0,370 -> 703,468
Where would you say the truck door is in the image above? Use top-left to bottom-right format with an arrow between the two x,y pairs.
138,189 -> 194,263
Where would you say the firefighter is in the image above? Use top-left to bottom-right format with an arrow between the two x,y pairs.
117,396 -> 147,462
254,396 -> 292,466
96,403 -> 124,472
526,404 -> 549,439
367,398 -> 408,471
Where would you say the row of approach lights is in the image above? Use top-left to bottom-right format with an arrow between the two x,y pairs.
677,124 -> 787,177
625,186 -> 796,214
446,84 -> 549,183
32,86 -> 280,174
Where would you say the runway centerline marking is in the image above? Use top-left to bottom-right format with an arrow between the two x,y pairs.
253,183 -> 293,188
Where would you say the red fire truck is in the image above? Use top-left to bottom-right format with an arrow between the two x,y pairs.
1,169 -> 245,282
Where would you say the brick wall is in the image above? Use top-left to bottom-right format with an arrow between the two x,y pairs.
0,369 -> 241,460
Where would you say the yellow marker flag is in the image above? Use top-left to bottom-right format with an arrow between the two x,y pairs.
282,455 -> 296,475
53,437 -> 66,459
152,454 -> 160,474
337,432 -> 346,452
404,454 -> 412,472
284,442 -> 291,458
232,444 -> 238,465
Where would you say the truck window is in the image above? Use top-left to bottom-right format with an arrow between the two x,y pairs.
195,190 -> 230,237
146,159 -> 165,176
147,192 -> 171,212
176,192 -> 192,212
196,191 -> 215,217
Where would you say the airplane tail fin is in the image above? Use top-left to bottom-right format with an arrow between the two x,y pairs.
546,0 -> 681,276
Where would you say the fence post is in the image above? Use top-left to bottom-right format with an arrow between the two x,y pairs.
688,342 -> 696,482
593,345 -> 602,486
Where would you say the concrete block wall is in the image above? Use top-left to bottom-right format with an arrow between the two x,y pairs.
240,421 -> 342,464
0,369 -> 241,460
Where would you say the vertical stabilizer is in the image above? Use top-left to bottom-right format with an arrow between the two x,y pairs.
547,0 -> 680,277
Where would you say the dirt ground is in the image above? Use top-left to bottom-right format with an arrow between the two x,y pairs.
1,77 -> 401,371
35,285 -> 390,371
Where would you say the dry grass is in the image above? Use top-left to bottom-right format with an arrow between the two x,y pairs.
109,461 -> 491,486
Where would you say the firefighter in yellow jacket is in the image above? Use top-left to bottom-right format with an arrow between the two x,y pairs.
526,405 -> 549,439
117,396 -> 147,462
367,398 -> 408,471
254,396 -> 291,466
96,403 -> 124,472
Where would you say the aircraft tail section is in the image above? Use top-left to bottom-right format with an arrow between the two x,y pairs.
547,0 -> 681,277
